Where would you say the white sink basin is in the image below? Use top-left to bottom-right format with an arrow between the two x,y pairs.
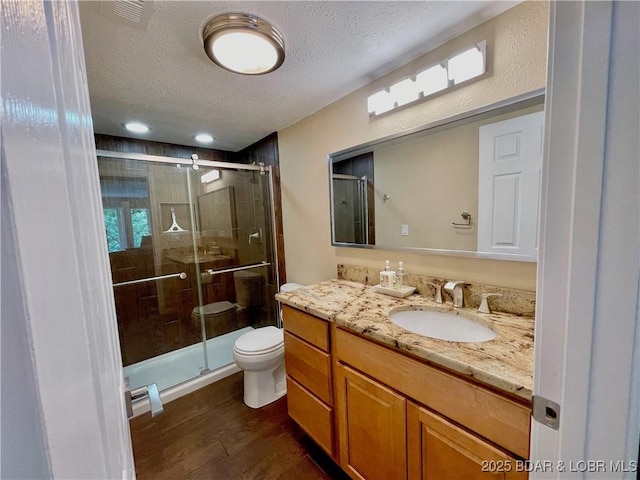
389,308 -> 496,343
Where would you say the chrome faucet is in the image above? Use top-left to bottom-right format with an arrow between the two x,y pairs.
444,280 -> 465,308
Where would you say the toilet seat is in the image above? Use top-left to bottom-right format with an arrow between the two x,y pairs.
234,326 -> 283,356
280,282 -> 304,292
192,300 -> 236,318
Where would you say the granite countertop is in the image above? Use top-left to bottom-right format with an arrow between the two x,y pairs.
164,251 -> 232,265
276,279 -> 534,401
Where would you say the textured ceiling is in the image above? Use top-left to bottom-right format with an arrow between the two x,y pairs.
79,1 -> 517,152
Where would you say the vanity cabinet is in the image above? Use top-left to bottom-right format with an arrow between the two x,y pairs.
334,327 -> 531,480
282,305 -> 335,457
281,305 -> 532,480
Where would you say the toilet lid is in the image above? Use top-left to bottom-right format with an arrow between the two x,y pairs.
234,326 -> 283,355
280,282 -> 304,292
233,270 -> 262,280
192,301 -> 236,317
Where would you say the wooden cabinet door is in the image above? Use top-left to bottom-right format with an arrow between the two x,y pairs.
335,363 -> 407,480
407,401 -> 527,480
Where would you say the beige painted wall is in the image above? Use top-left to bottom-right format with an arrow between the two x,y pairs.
278,1 -> 548,290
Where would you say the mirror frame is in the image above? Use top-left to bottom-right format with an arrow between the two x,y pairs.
328,88 -> 545,262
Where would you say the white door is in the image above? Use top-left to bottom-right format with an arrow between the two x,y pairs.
1,1 -> 135,477
532,1 -> 639,478
477,111 -> 544,257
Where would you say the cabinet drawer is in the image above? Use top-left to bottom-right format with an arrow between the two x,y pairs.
287,376 -> 334,457
335,328 -> 531,458
284,331 -> 333,404
282,305 -> 329,351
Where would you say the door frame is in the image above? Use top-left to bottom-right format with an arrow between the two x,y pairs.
1,1 -> 134,477
532,1 -> 639,477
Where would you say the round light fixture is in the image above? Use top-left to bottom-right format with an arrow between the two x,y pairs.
124,121 -> 150,134
195,133 -> 214,144
203,13 -> 285,75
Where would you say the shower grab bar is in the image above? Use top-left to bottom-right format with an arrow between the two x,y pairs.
204,261 -> 271,276
113,272 -> 187,288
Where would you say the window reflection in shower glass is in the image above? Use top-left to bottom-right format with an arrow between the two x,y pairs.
131,208 -> 151,247
103,206 -> 151,252
104,207 -> 124,252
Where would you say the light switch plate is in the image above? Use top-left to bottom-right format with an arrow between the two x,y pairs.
401,224 -> 409,236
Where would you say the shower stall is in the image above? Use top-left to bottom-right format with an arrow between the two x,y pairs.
97,150 -> 280,411
332,174 -> 369,244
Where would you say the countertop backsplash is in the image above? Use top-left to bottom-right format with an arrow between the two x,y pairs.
337,264 -> 536,317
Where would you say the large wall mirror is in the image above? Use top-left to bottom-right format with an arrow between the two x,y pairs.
329,89 -> 545,262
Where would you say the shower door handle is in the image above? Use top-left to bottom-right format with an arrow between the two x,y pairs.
203,261 -> 271,276
124,382 -> 164,418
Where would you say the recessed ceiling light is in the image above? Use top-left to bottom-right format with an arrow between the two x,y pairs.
195,133 -> 214,144
124,121 -> 150,134
202,13 -> 285,75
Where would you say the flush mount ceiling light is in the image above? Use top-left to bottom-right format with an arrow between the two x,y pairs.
124,121 -> 150,134
202,13 -> 285,75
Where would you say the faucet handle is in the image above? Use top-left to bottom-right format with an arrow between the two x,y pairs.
478,293 -> 503,314
425,282 -> 443,304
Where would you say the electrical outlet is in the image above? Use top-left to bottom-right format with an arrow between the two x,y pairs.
401,224 -> 409,236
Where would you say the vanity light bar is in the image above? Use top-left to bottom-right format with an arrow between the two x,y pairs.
200,169 -> 221,183
367,41 -> 487,117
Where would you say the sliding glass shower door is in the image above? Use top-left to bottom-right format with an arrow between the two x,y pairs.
332,174 -> 369,244
98,153 -> 279,392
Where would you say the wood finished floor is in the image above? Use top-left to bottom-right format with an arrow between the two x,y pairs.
129,372 -> 350,480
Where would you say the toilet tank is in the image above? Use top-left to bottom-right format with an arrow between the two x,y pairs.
233,270 -> 265,308
280,282 -> 304,293
277,282 -> 304,328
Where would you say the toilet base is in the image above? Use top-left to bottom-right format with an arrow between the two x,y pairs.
242,360 -> 287,409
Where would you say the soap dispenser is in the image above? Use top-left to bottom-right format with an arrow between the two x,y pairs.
395,261 -> 404,289
380,260 -> 395,288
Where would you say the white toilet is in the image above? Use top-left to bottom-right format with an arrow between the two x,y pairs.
232,282 -> 304,408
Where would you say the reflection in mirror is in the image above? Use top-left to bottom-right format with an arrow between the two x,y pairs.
197,186 -> 237,241
329,90 -> 544,262
331,152 -> 375,244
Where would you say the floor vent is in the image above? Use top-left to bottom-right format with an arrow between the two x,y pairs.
101,0 -> 154,30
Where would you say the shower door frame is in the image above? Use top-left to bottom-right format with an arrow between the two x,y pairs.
97,149 -> 281,383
